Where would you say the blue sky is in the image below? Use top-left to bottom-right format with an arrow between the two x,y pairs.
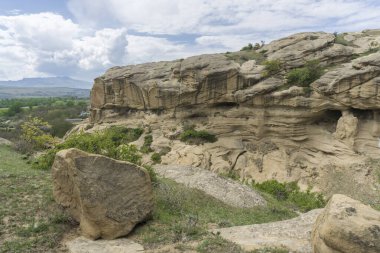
0,0 -> 380,81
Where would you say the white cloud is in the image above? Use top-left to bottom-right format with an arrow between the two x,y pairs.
1,1 -> 380,81
67,0 -> 380,35
0,12 -> 129,81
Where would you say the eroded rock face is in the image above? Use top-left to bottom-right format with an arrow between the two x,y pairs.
312,194 -> 380,253
83,29 -> 380,205
52,148 -> 154,240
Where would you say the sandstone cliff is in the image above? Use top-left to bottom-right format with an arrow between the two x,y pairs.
88,30 -> 380,205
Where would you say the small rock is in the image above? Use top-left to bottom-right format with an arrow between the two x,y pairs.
52,148 -> 154,239
312,194 -> 380,253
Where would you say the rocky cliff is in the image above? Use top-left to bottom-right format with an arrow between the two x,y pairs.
88,30 -> 380,205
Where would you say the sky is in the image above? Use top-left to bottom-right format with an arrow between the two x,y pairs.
0,0 -> 380,82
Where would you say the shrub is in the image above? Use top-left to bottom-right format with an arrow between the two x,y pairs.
117,144 -> 141,165
21,117 -> 57,150
179,129 -> 217,145
141,134 -> 153,153
263,60 -> 283,76
240,43 -> 253,51
32,149 -> 57,170
151,152 -> 161,164
253,180 -> 326,212
286,60 -> 323,88
32,126 -> 143,170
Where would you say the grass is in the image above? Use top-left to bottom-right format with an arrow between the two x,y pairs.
0,145 -> 74,253
131,178 -> 296,249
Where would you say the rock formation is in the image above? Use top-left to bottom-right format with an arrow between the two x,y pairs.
52,148 -> 154,239
213,208 -> 323,253
312,194 -> 380,253
86,29 -> 380,205
154,165 -> 266,208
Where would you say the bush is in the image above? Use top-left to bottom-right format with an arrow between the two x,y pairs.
253,180 -> 326,212
240,43 -> 253,51
117,144 -> 141,165
263,60 -> 283,76
32,126 -> 144,170
286,60 -> 323,88
179,129 -> 217,145
151,152 -> 162,164
141,134 -> 153,153
32,149 -> 57,170
21,117 -> 57,150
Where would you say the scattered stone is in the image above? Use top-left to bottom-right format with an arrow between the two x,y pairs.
154,165 -> 266,208
212,209 -> 323,253
312,194 -> 380,253
52,148 -> 154,239
66,237 -> 144,253
0,137 -> 12,146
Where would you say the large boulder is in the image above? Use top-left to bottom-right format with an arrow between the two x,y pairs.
52,148 -> 154,240
312,194 -> 380,253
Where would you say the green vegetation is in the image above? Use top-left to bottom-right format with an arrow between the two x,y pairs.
0,97 -> 89,146
334,33 -> 356,47
141,134 -> 153,153
263,60 -> 283,76
151,152 -> 162,164
285,60 -> 323,93
21,117 -> 57,150
0,146 -> 74,253
180,129 -> 217,145
197,235 -> 243,253
132,178 -> 296,248
33,126 -> 144,170
253,180 -> 326,212
225,50 -> 266,65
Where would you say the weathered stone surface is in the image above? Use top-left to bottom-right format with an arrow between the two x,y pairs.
213,209 -> 323,252
154,165 -> 266,208
66,237 -> 144,253
52,148 -> 154,239
312,194 -> 380,253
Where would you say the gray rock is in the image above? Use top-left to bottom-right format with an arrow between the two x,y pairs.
213,209 -> 323,253
154,165 -> 266,208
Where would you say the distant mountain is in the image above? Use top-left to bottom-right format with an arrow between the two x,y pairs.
0,77 -> 92,89
0,87 -> 90,99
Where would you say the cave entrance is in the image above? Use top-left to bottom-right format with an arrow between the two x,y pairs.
351,108 -> 373,120
314,110 -> 342,133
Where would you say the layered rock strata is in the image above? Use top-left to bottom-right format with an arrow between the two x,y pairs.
86,30 -> 380,204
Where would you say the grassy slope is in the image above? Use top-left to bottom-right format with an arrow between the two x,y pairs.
0,146 -> 73,253
0,144 -> 296,252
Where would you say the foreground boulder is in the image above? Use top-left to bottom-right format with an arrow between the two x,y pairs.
52,148 -> 154,239
312,194 -> 380,253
